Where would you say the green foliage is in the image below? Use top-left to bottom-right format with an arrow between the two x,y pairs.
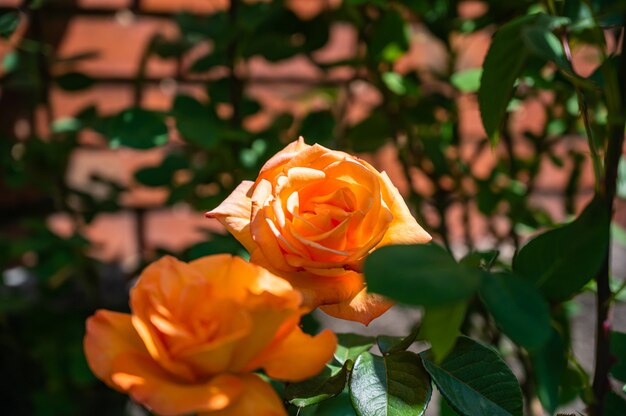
479,13 -> 569,143
479,272 -> 551,350
610,331 -> 626,382
422,337 -> 524,416
0,11 -> 20,39
95,107 -> 168,149
286,361 -> 350,407
349,351 -> 432,416
418,302 -> 467,362
334,333 -> 376,365
364,244 -> 483,307
513,197 -> 609,301
2,0 -> 625,414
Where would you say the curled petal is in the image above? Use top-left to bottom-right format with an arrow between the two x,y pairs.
259,137 -> 310,178
202,374 -> 286,416
205,181 -> 257,252
110,352 -> 243,416
377,171 -> 431,246
250,327 -> 337,381
319,287 -> 394,326
84,310 -> 147,390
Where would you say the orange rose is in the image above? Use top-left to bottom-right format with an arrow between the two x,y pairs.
84,254 -> 336,416
207,138 -> 431,325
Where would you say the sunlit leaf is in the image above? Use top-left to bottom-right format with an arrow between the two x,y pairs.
422,337 -> 523,416
349,351 -> 432,416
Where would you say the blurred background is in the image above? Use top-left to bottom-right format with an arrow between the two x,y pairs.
1,0 -> 625,414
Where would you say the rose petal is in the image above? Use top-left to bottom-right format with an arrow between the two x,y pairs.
377,171 -> 432,246
250,327 -> 337,381
110,352 -> 243,416
205,181 -> 257,252
201,374 -> 286,416
251,249 -> 364,308
319,287 -> 394,325
190,255 -> 299,303
250,179 -> 297,272
228,304 -> 301,372
84,310 -> 147,390
259,136 -> 310,178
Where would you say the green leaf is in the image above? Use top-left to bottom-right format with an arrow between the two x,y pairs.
346,110 -> 392,152
605,391 -> 626,416
172,95 -> 221,149
369,9 -> 409,62
513,197 -> 609,302
300,111 -> 336,146
610,331 -> 626,382
299,391 -> 357,416
365,244 -> 483,307
479,13 -> 569,143
134,153 -> 188,187
419,302 -> 467,362
451,68 -> 483,93
530,328 -> 567,413
349,351 -> 432,416
0,11 -> 20,39
440,395 -> 461,415
382,72 -> 407,95
55,72 -> 96,91
421,337 -> 523,416
479,272 -> 551,351
335,333 -> 376,365
479,15 -> 533,143
377,325 -> 420,355
521,26 -> 571,71
286,362 -> 350,407
96,108 -> 168,149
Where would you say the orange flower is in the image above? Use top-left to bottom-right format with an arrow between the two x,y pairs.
207,138 -> 431,325
84,254 -> 336,416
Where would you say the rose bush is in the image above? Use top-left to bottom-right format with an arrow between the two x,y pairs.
83,254 -> 336,416
207,138 -> 431,324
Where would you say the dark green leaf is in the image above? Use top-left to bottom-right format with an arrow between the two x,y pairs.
335,333 -> 376,365
55,72 -> 96,91
96,108 -> 168,149
513,197 -> 609,301
419,302 -> 467,362
479,272 -> 551,350
440,395 -> 461,415
133,153 -> 188,187
298,391 -> 357,416
558,363 -> 586,405
605,391 -> 626,416
172,95 -> 221,149
0,11 -> 20,39
368,9 -> 409,62
349,351 -> 432,416
479,15 -> 533,143
365,244 -> 483,307
459,250 -> 499,270
346,110 -> 392,152
377,325 -> 420,355
150,35 -> 189,59
301,111 -> 336,146
610,331 -> 626,382
286,362 -> 349,407
189,52 -> 226,72
530,328 -> 567,413
521,26 -> 571,71
421,337 -> 523,416
479,13 -> 569,143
